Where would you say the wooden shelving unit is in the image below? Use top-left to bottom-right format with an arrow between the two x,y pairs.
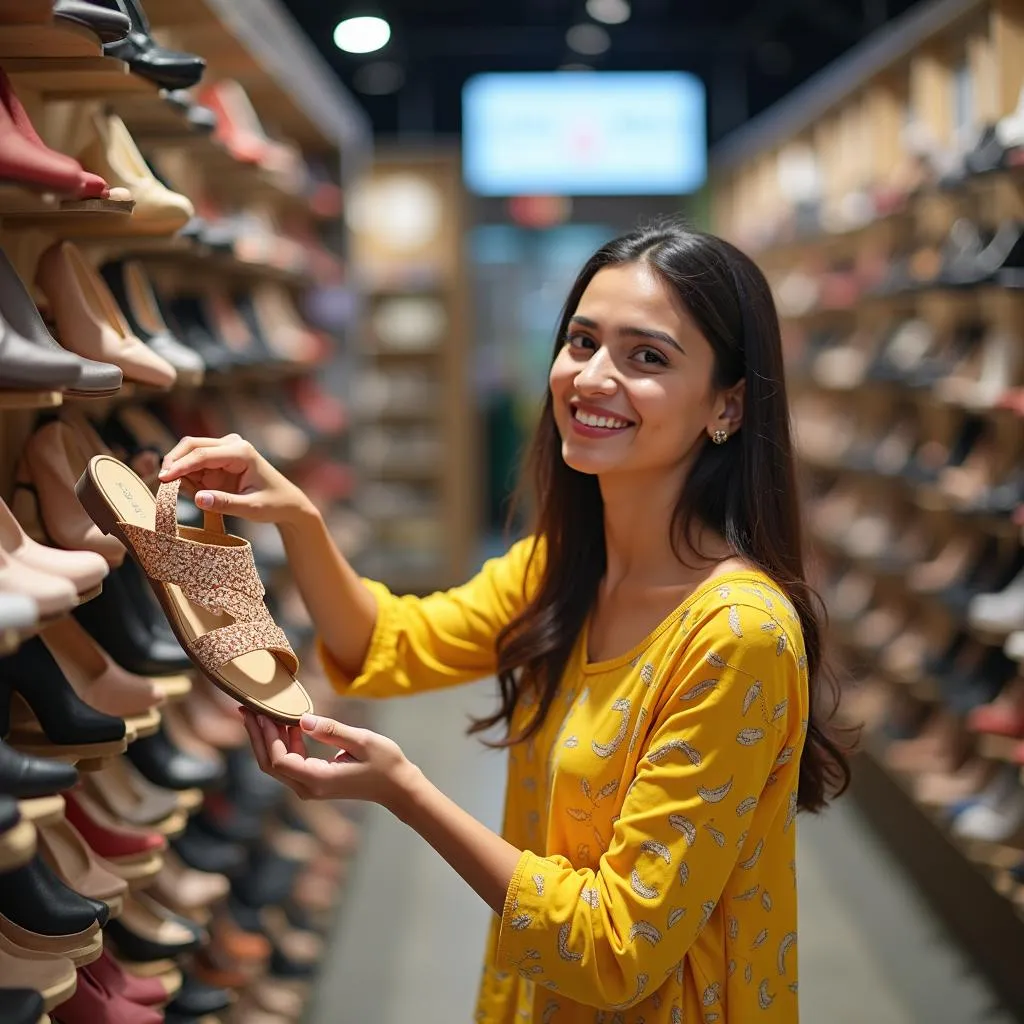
347,149 -> 477,594
711,0 -> 1024,1014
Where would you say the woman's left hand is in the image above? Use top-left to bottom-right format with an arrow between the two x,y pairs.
241,709 -> 421,812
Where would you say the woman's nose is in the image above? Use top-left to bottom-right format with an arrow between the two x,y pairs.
574,348 -> 617,394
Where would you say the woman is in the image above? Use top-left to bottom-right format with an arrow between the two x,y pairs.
160,224 -> 849,1023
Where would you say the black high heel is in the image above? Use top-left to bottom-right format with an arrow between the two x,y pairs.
0,640 -> 126,758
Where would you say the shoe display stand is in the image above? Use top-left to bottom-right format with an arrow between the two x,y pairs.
711,0 -> 1024,1015
347,147 -> 477,595
0,2 -> 372,1022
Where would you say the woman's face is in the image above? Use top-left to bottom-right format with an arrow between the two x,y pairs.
549,262 -> 739,481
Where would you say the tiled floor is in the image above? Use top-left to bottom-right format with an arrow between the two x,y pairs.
308,680 -> 1015,1024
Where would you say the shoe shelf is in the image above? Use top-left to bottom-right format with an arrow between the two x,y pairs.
0,389 -> 62,411
712,0 -> 1024,1012
5,56 -> 155,98
1,196 -> 136,236
0,21 -> 103,62
0,0 -> 371,1015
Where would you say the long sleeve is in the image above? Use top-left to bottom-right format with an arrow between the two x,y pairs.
318,537 -> 542,698
494,603 -> 804,1010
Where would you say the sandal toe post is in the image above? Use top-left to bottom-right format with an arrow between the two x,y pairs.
76,456 -> 312,724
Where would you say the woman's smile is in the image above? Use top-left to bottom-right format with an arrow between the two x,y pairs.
569,400 -> 636,437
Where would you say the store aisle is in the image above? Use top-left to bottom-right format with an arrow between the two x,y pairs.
308,680 -> 1014,1024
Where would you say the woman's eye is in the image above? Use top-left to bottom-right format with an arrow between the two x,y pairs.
636,348 -> 668,367
566,333 -> 595,350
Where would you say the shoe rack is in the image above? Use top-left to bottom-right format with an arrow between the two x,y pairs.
712,0 -> 1024,1013
0,2 -> 371,1023
347,147 -> 477,594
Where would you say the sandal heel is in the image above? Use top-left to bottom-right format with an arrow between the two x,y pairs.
74,471 -> 121,542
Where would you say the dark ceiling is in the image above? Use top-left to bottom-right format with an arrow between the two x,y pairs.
282,0 -> 922,144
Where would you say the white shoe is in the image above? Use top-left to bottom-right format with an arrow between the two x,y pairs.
1005,630 -> 1024,663
969,566 -> 1024,633
952,777 -> 1024,842
0,592 -> 38,631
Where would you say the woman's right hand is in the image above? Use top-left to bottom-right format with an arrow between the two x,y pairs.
158,434 -> 314,526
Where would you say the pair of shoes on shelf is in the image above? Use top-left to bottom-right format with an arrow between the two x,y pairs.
0,494 -> 108,619
0,248 -> 121,397
0,70 -> 113,198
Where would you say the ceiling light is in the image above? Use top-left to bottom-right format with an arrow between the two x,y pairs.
333,15 -> 391,54
565,23 -> 610,56
585,0 -> 630,24
353,61 -> 405,94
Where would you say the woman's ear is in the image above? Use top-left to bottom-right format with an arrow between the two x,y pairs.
711,378 -> 745,436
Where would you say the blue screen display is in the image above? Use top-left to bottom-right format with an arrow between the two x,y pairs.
462,71 -> 706,197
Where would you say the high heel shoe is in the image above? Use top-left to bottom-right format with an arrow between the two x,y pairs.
78,111 -> 194,234
53,0 -> 131,44
1,639 -> 127,759
0,738 -> 78,799
73,560 -> 192,676
0,855 -> 103,963
0,545 -> 77,620
0,249 -> 122,398
0,313 -> 82,392
0,497 -> 107,599
104,0 -> 206,89
105,891 -> 203,962
41,615 -> 163,722
35,242 -> 177,389
37,815 -> 127,915
15,419 -> 125,567
0,71 -> 84,194
63,790 -> 165,887
100,261 -> 205,385
46,960 -> 163,1024
0,928 -> 77,1013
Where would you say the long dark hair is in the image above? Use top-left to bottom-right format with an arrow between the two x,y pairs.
469,222 -> 850,812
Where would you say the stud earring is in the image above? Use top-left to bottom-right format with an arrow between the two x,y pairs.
711,429 -> 729,445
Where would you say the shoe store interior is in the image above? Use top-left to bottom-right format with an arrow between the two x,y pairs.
1,0 -> 1024,1022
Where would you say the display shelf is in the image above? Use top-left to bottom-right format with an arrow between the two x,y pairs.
851,744 -> 1024,1017
5,56 -> 152,97
0,1 -> 55,24
0,185 -> 60,216
0,389 -> 62,410
0,20 -> 102,60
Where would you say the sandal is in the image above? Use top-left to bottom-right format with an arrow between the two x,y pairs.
75,455 -> 312,724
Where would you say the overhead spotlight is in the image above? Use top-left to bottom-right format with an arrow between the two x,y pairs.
333,15 -> 391,54
585,0 -> 630,24
565,22 -> 610,55
353,61 -> 405,95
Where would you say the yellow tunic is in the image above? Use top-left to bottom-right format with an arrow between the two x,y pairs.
320,539 -> 808,1023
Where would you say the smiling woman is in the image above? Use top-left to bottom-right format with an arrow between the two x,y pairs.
159,220 -> 849,1024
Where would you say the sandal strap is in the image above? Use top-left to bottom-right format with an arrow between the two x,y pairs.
155,477 -> 226,537
190,618 -> 298,675
121,521 -> 266,605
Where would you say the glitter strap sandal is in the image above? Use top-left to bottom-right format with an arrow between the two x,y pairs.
76,454 -> 312,724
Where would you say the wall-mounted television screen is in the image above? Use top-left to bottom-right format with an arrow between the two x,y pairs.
462,71 -> 706,197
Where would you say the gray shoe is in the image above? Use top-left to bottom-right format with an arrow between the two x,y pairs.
0,249 -> 122,397
0,315 -> 80,389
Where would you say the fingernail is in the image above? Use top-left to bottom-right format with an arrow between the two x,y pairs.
195,491 -> 213,509
158,468 -> 169,477
300,714 -> 317,731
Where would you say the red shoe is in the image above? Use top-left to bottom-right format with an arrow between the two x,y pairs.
64,790 -> 166,860
50,963 -> 163,1024
967,701 -> 1024,738
0,69 -> 89,194
88,950 -> 167,1007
